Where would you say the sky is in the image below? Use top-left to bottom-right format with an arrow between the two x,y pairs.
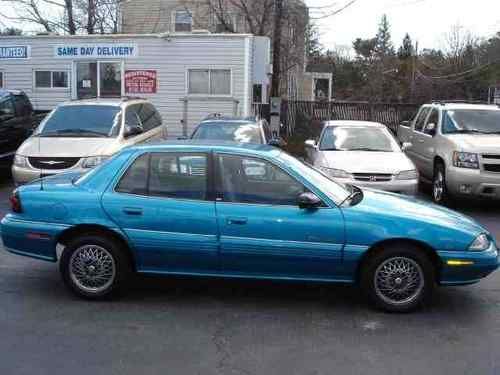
306,0 -> 500,52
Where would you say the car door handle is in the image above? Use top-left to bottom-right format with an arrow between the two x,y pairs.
227,217 -> 248,225
418,139 -> 425,143
123,207 -> 143,216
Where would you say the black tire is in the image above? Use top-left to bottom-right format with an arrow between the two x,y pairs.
432,162 -> 450,205
60,234 -> 131,300
360,244 -> 435,313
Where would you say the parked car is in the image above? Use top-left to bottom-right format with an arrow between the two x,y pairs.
398,102 -> 500,203
305,121 -> 418,195
12,97 -> 166,185
0,90 -> 49,172
2,142 -> 498,312
190,115 -> 286,147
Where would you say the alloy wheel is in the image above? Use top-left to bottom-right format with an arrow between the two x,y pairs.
374,257 -> 424,306
69,245 -> 116,294
433,170 -> 444,202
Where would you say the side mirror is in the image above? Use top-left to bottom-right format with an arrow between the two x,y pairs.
124,124 -> 144,138
426,123 -> 436,136
401,120 -> 410,127
297,192 -> 322,210
268,137 -> 287,148
401,142 -> 413,151
304,139 -> 317,148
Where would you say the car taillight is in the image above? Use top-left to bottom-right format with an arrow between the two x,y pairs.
9,192 -> 22,213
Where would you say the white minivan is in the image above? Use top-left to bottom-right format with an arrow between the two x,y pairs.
12,98 -> 166,184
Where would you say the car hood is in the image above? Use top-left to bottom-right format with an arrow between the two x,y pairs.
448,134 -> 500,153
353,188 -> 485,235
318,151 -> 415,174
16,137 -> 119,158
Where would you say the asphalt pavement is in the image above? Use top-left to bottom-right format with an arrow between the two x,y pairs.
1,175 -> 500,375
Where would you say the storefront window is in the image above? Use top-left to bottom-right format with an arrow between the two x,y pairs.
100,62 -> 122,98
53,71 -> 68,88
0,71 -> 3,88
76,62 -> 97,99
35,71 -> 51,88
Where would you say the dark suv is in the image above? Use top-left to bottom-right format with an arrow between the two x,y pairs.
190,115 -> 285,147
0,90 -> 48,172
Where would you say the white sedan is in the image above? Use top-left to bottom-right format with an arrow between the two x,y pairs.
305,121 -> 418,195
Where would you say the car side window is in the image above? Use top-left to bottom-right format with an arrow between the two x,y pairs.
115,154 -> 149,195
149,153 -> 208,201
125,105 -> 142,128
414,108 -> 430,133
13,95 -> 30,116
217,154 -> 307,206
423,109 -> 439,135
137,103 -> 161,132
0,98 -> 15,118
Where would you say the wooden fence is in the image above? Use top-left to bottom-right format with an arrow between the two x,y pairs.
253,101 -> 420,137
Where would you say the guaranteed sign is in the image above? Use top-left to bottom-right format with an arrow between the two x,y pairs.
0,46 -> 30,59
54,44 -> 138,59
125,70 -> 158,94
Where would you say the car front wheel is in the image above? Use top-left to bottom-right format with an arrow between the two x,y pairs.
60,234 -> 130,300
361,244 -> 435,313
433,163 -> 449,204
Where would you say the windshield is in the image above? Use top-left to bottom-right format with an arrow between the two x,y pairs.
192,122 -> 263,144
319,126 -> 400,152
36,105 -> 122,138
443,109 -> 500,134
277,151 -> 351,204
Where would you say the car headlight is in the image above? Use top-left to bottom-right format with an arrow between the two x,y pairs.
319,167 -> 352,179
81,156 -> 109,169
396,169 -> 418,180
13,155 -> 28,168
453,152 -> 479,169
469,234 -> 491,251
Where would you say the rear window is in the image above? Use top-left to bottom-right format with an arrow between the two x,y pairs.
36,105 -> 122,138
192,122 -> 263,144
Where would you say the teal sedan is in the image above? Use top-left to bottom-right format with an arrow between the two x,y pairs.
1,142 -> 498,312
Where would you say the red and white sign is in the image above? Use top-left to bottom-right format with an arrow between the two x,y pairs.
125,70 -> 157,94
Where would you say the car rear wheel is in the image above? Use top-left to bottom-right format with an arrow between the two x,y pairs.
60,234 -> 130,300
361,244 -> 435,313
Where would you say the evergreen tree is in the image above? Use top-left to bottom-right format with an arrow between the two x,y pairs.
375,14 -> 395,58
398,33 -> 414,59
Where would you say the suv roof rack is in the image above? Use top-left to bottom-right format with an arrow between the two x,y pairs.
431,100 -> 491,106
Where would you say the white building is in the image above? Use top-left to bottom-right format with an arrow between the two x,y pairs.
0,33 -> 271,137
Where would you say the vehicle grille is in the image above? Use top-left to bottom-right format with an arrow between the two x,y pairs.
482,154 -> 500,160
28,157 -> 80,170
352,173 -> 393,182
190,166 -> 206,176
483,164 -> 500,173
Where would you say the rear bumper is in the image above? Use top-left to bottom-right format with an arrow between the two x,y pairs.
438,245 -> 500,285
1,215 -> 69,262
446,166 -> 500,199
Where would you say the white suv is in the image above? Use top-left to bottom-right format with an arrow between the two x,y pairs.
398,102 -> 500,203
13,98 -> 166,184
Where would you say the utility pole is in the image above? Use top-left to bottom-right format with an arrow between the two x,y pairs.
271,0 -> 283,97
410,40 -> 418,102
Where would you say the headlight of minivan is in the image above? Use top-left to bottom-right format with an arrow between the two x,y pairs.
14,155 -> 28,168
453,152 -> 479,169
469,234 -> 491,251
319,167 -> 352,179
396,169 -> 418,180
81,156 -> 109,169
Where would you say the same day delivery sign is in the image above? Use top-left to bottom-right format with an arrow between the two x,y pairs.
54,44 -> 138,58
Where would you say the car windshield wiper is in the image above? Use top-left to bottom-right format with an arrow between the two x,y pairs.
320,148 -> 343,151
451,129 -> 490,134
40,128 -> 108,137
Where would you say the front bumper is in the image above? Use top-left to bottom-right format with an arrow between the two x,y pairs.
12,165 -> 87,185
438,244 -> 499,285
446,166 -> 500,199
334,177 -> 418,195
